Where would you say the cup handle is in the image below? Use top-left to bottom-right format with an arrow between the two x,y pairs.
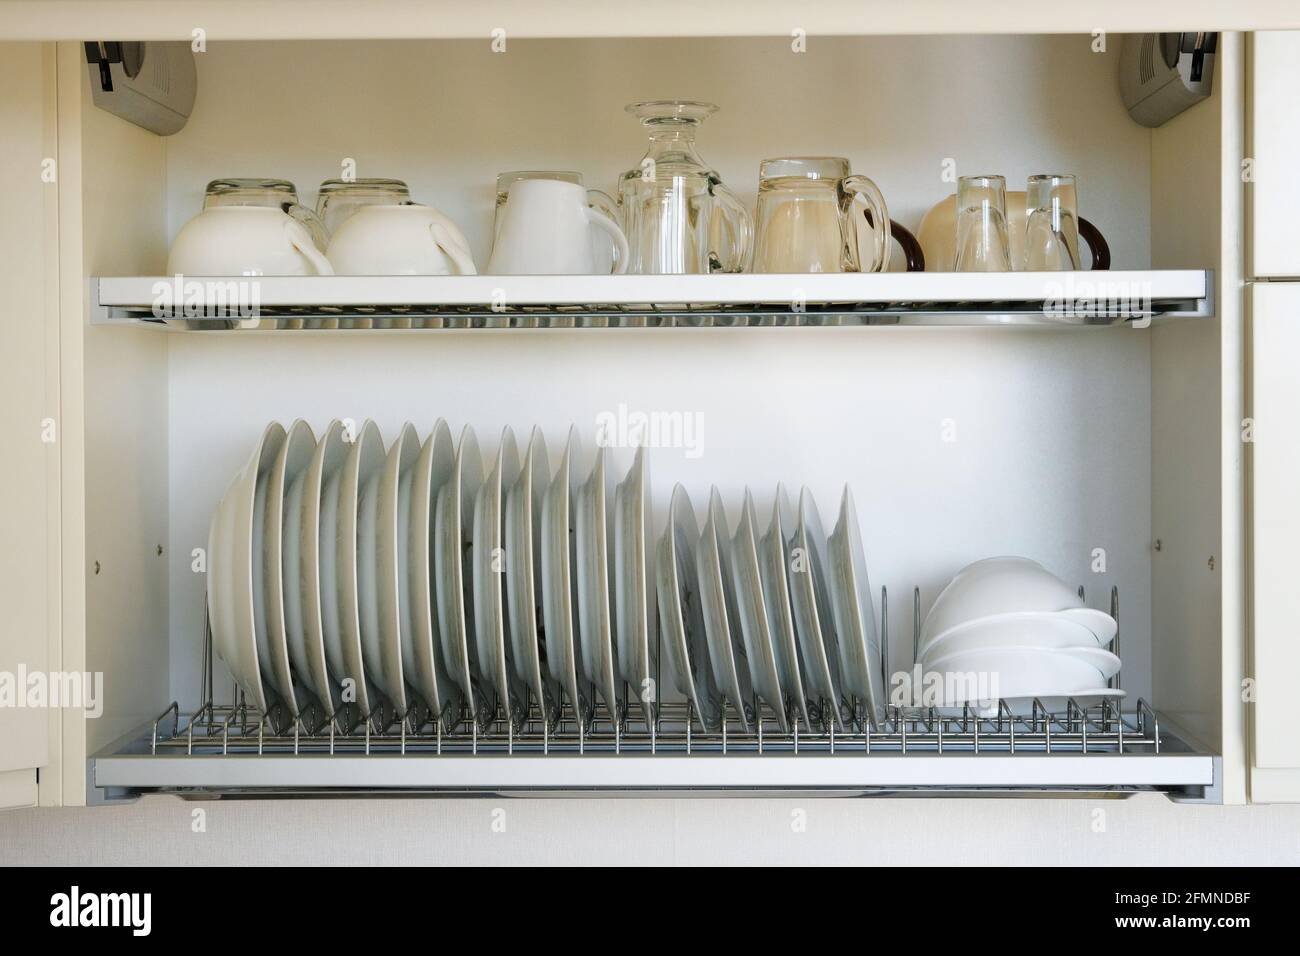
585,203 -> 630,275
1078,217 -> 1111,271
429,221 -> 477,275
707,181 -> 754,273
586,189 -> 628,274
284,219 -> 334,275
842,175 -> 891,273
285,203 -> 330,251
889,220 -> 926,272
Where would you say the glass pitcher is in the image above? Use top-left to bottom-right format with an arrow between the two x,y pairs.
315,178 -> 411,236
753,157 -> 891,273
202,178 -> 329,252
616,101 -> 752,274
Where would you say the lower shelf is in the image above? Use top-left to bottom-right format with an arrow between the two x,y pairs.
92,700 -> 1218,800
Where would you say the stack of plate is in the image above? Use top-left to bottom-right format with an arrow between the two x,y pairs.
206,419 -> 662,730
657,484 -> 885,732
916,557 -> 1121,712
206,420 -> 889,732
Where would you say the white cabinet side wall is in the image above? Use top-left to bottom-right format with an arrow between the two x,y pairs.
0,42 -> 54,785
57,44 -> 172,802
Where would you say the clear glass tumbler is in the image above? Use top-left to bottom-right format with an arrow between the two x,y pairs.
954,174 -> 1011,272
1023,173 -> 1080,270
315,178 -> 411,236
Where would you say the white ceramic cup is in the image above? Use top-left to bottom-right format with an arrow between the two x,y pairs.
167,206 -> 333,276
488,179 -> 629,275
326,204 -> 477,276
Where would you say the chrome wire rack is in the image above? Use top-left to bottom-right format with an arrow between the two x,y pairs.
147,585 -> 1157,759
90,584 -> 1217,799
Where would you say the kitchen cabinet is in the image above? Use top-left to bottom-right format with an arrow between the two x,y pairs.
1249,31 -> 1300,278
0,11 -> 1280,806
0,43 -> 56,808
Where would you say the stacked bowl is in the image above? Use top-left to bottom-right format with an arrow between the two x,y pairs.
918,557 -> 1121,713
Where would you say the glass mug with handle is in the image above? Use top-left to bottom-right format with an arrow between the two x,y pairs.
488,178 -> 629,275
753,157 -> 892,273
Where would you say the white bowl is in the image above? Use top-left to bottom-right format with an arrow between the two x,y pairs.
920,556 -> 1083,648
921,645 -> 1121,707
920,608 -> 1116,662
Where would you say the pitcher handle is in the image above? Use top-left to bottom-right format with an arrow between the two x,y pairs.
842,174 -> 892,273
284,219 -> 334,275
429,221 -> 477,276
708,180 -> 754,273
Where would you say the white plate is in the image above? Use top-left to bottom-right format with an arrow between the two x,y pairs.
337,419 -> 385,718
207,473 -> 243,705
265,418 -> 315,719
614,446 -> 657,724
369,422 -> 420,715
787,486 -> 843,728
473,427 -> 526,725
730,489 -> 789,732
575,445 -> 623,720
225,422 -> 286,715
696,487 -> 753,730
406,419 -> 462,725
298,419 -> 349,715
920,609 -> 1115,663
826,486 -> 886,727
435,425 -> 492,720
762,485 -> 810,729
656,484 -> 723,731
920,556 -> 1083,650
506,427 -> 560,724
923,645 -> 1121,706
539,428 -> 594,724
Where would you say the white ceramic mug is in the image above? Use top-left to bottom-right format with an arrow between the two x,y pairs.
326,204 -> 477,276
488,179 -> 629,275
167,206 -> 333,276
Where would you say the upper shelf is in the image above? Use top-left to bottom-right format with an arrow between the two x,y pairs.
92,270 -> 1213,330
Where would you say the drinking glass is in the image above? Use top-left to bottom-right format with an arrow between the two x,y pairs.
753,157 -> 891,273
1023,174 -> 1080,270
954,175 -> 1010,271
315,178 -> 411,236
203,178 -> 329,251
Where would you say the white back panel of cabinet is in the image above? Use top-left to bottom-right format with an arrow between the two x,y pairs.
160,36 -> 1153,272
165,329 -> 1154,708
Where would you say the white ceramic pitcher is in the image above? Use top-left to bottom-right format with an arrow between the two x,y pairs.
488,179 -> 629,275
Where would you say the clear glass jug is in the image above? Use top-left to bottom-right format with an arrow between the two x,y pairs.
202,178 -> 329,252
616,101 -> 752,274
753,157 -> 892,273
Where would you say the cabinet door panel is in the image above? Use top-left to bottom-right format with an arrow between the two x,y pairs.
1251,31 -> 1300,277
0,42 -> 53,795
1251,283 -> 1300,774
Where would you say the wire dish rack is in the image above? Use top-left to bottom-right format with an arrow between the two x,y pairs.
89,585 -> 1217,800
